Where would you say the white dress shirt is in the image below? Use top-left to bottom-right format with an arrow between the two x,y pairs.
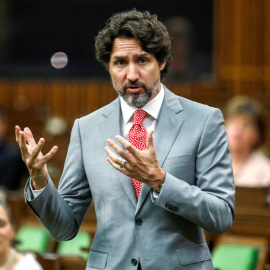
32,85 -> 165,198
120,84 -> 165,139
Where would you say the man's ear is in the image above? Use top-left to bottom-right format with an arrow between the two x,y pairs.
160,61 -> 166,71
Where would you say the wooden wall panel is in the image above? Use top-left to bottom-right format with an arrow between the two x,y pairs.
215,0 -> 270,82
214,0 -> 270,147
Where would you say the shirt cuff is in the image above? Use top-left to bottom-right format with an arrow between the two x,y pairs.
30,180 -> 46,198
152,183 -> 164,199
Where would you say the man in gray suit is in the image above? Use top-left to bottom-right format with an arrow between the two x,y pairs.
15,9 -> 235,270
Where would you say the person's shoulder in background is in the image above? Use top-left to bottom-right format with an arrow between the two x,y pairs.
14,252 -> 43,270
235,150 -> 270,187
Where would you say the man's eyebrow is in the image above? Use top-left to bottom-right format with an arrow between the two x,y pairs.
111,52 -> 151,60
112,55 -> 127,60
134,52 -> 151,58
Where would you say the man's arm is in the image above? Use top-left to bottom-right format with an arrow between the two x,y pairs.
16,121 -> 91,241
153,109 -> 235,233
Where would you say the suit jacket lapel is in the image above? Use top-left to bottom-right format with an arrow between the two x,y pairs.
136,87 -> 185,214
154,87 -> 184,167
99,98 -> 137,208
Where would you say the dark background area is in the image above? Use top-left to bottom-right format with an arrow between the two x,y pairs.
0,0 -> 213,79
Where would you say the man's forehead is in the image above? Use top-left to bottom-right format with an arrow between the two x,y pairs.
110,37 -> 148,57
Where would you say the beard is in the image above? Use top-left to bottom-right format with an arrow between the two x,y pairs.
112,80 -> 159,108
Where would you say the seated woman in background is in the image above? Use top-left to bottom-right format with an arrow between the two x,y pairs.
224,96 -> 270,187
0,200 -> 43,270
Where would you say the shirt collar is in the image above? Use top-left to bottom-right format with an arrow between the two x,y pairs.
120,84 -> 165,124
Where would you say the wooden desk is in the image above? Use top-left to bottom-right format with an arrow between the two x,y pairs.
228,187 -> 270,237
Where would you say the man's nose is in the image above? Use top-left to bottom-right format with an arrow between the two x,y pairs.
126,63 -> 139,81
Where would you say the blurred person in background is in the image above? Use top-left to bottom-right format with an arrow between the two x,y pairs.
164,16 -> 211,82
224,96 -> 270,187
0,108 -> 27,191
0,199 -> 43,270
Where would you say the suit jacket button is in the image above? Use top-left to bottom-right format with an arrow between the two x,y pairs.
165,203 -> 173,210
135,218 -> 143,226
131,258 -> 138,266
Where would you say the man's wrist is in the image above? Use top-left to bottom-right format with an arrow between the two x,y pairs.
154,183 -> 164,194
153,169 -> 166,192
31,177 -> 48,190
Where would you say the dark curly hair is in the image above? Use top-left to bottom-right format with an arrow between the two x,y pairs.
95,9 -> 172,81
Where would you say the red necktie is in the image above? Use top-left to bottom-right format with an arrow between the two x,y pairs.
128,109 -> 147,200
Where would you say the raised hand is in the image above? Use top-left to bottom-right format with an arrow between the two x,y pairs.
15,126 -> 58,189
105,130 -> 165,191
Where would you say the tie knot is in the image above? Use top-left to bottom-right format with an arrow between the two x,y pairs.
133,110 -> 147,125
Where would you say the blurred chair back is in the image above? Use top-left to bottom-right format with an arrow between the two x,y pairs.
58,255 -> 87,270
57,230 -> 91,260
37,253 -> 60,270
15,225 -> 51,254
212,234 -> 268,270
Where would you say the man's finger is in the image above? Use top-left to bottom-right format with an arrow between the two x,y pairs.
106,157 -> 127,173
24,127 -> 37,148
106,157 -> 119,170
39,146 -> 58,165
29,138 -> 46,163
104,146 -> 123,165
115,135 -> 138,156
106,138 -> 131,161
15,125 -> 21,144
146,130 -> 155,150
19,131 -> 30,157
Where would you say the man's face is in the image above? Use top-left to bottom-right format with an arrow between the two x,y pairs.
108,38 -> 166,108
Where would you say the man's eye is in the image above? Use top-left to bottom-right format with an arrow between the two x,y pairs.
116,60 -> 125,66
140,58 -> 148,64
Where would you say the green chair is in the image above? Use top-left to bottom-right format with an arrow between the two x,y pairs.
15,225 -> 50,253
212,244 -> 259,270
212,235 -> 268,270
57,231 -> 91,260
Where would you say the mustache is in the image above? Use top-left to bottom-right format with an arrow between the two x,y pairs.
123,81 -> 145,92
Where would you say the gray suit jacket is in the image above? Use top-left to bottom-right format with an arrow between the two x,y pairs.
25,87 -> 235,270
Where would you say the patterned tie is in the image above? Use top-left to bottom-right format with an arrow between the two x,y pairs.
128,109 -> 147,200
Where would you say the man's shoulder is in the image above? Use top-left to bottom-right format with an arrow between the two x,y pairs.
180,96 -> 218,117
78,98 -> 119,124
164,87 -> 218,116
